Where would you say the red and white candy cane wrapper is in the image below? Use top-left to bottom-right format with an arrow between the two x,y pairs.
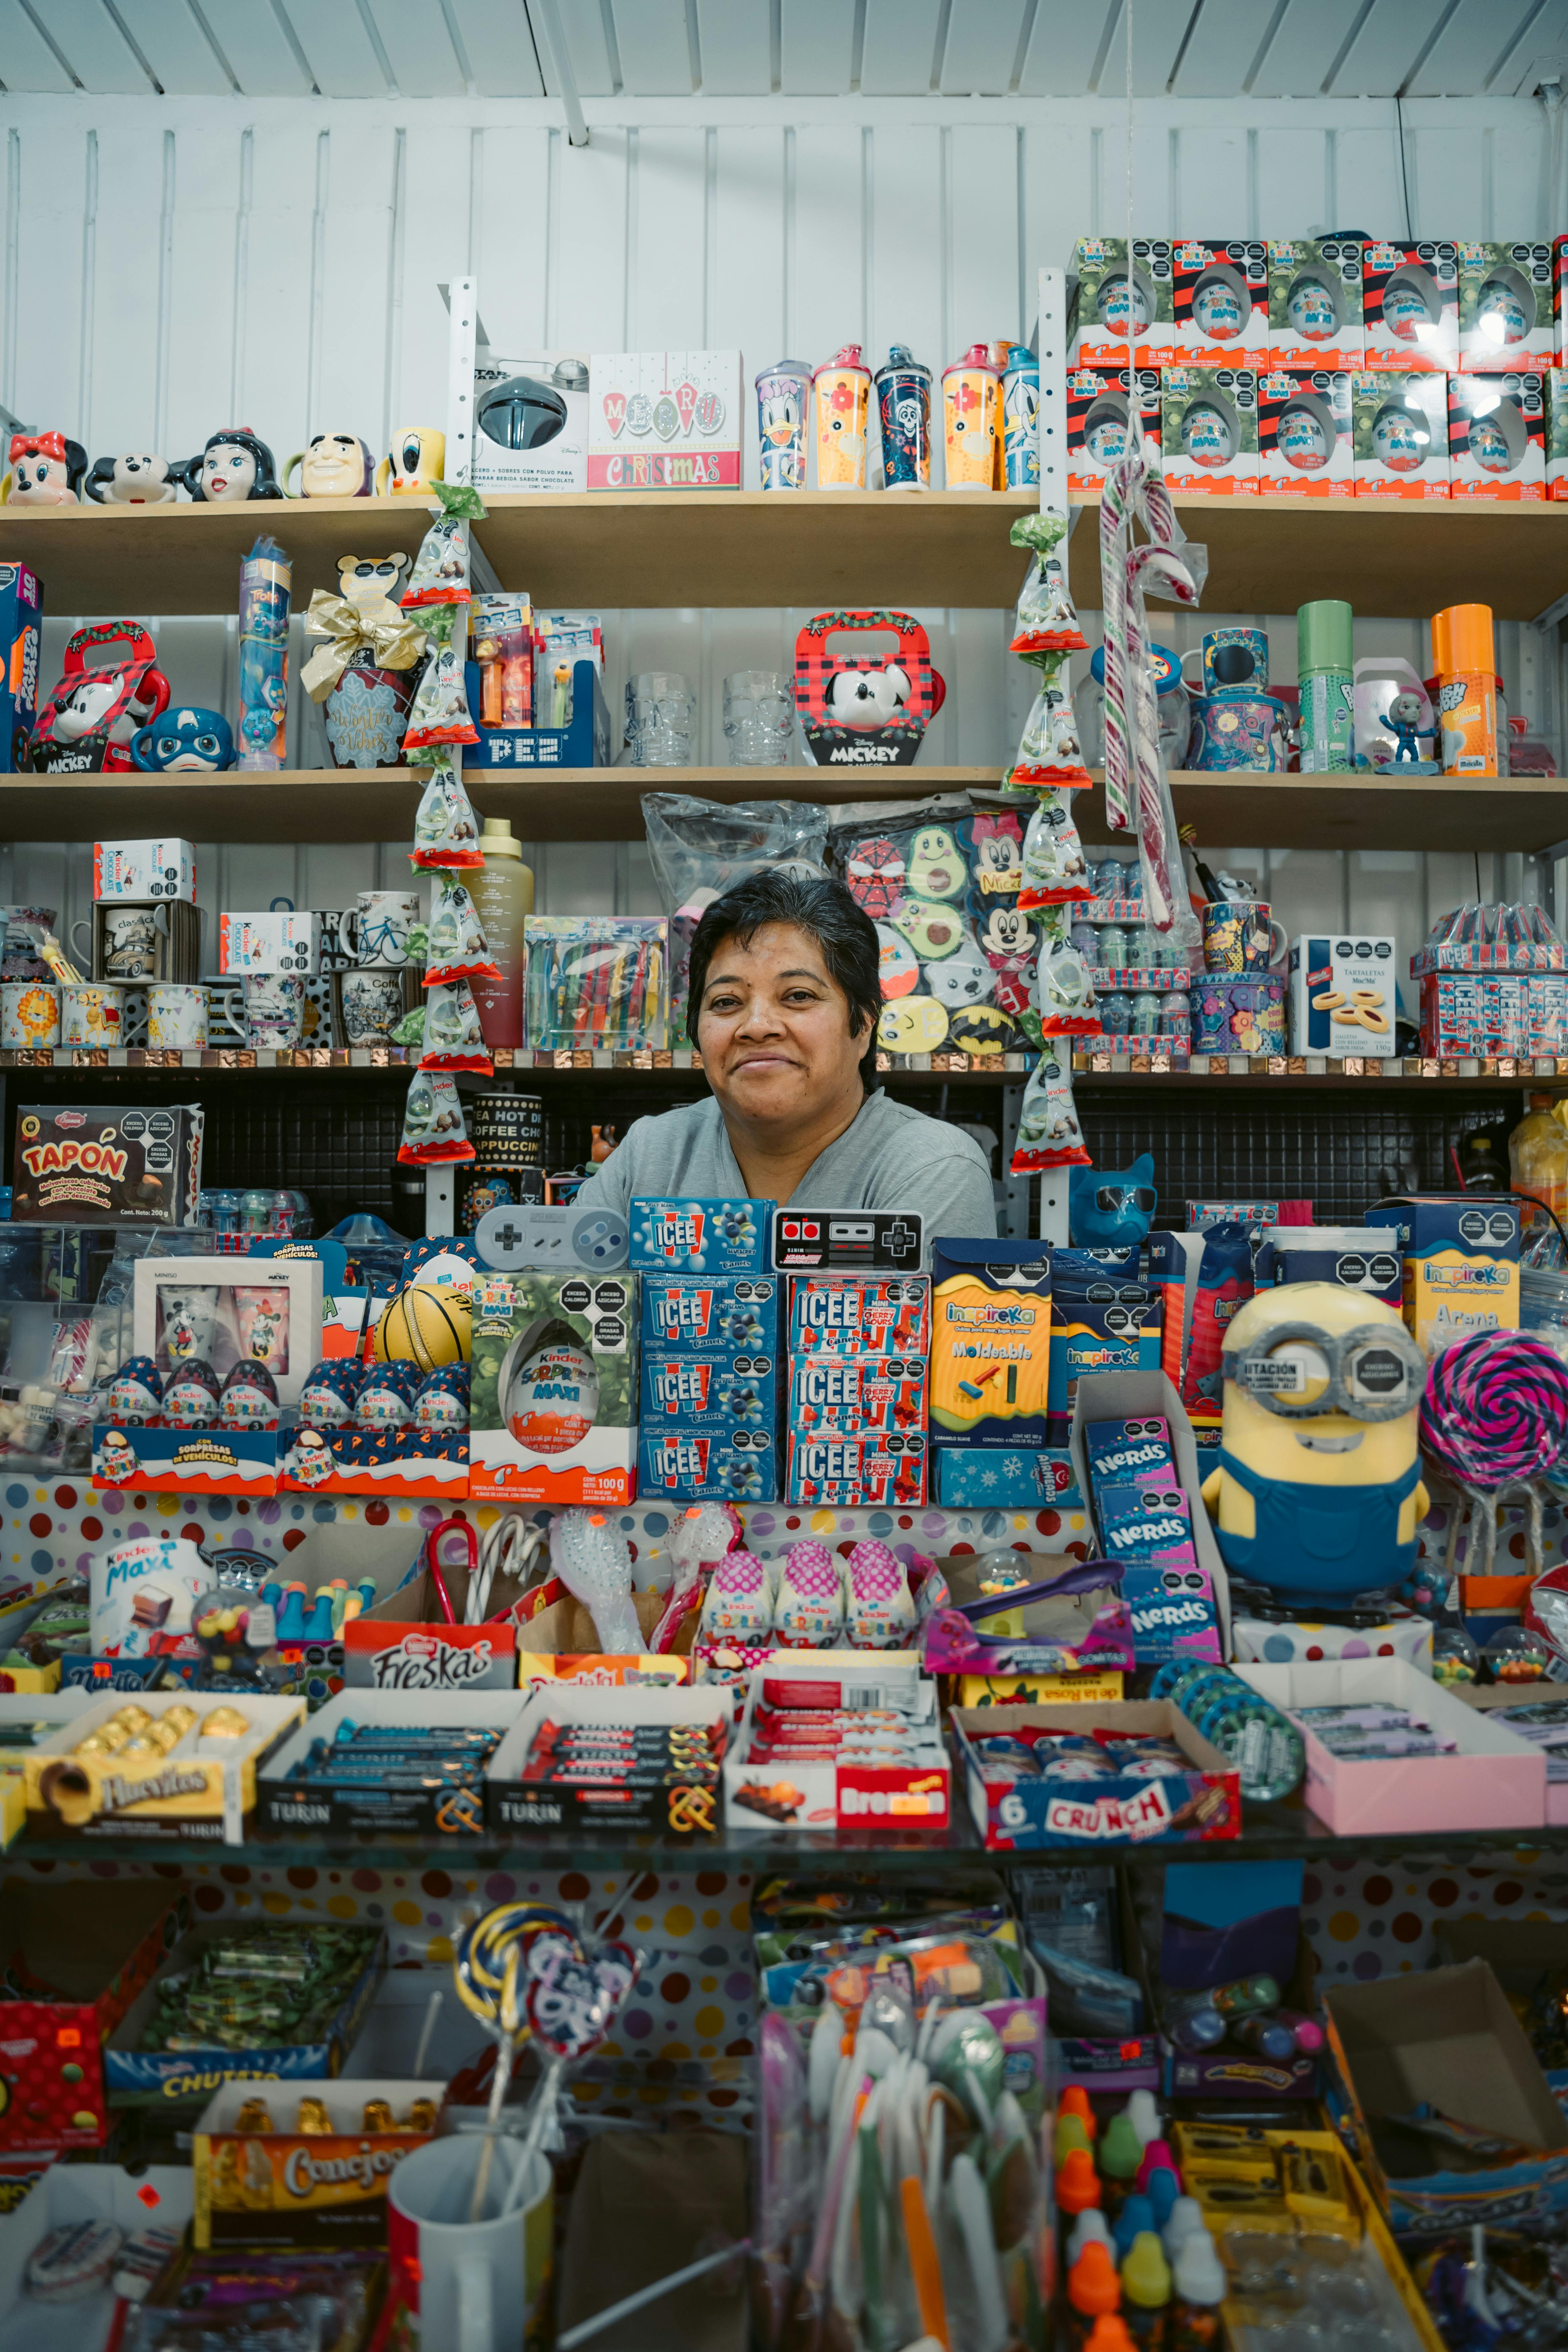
1420,1329 -> 1568,1490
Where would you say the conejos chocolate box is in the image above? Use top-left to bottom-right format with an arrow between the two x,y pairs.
469,1269 -> 638,1505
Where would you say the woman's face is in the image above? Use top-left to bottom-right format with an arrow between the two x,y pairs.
696,921 -> 869,1127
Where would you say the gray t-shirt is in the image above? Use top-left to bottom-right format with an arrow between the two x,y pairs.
574,1090 -> 997,1258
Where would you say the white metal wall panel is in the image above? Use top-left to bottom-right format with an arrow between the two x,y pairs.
452,1 -> 546,99
1,88 -> 1564,980
192,0 -> 314,98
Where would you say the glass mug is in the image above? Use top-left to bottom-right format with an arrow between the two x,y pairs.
340,967 -> 405,1046
723,669 -> 793,767
626,672 -> 695,767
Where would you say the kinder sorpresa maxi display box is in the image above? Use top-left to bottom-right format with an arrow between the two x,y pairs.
469,1268 -> 638,1505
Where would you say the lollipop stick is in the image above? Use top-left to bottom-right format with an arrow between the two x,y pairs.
412,1989 -> 443,2078
469,1945 -> 521,2224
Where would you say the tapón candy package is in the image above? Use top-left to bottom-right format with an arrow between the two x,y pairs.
13,1103 -> 204,1225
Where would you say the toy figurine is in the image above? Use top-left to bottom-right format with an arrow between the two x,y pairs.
1385,690 -> 1427,764
131,706 -> 236,772
173,429 -> 283,503
1069,1154 -> 1157,1249
377,426 -> 446,496
85,453 -> 180,505
2,430 -> 88,505
282,430 -> 374,498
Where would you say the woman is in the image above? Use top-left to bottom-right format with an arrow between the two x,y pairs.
575,870 -> 997,1244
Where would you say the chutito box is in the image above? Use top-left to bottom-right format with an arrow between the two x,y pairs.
12,1103 -> 204,1226
469,1269 -> 638,1505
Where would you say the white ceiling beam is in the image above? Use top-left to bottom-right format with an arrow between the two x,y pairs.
695,0 -> 770,92
452,0 -> 544,94
861,0 -> 941,95
275,0 -> 393,96
780,0 -> 857,94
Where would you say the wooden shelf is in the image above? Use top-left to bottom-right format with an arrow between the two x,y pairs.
4,489 -> 1567,619
10,764 -> 1567,852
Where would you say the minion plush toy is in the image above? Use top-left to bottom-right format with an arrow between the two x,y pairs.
1200,1281 -> 1429,1609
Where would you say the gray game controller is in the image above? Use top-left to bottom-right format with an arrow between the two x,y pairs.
474,1202 -> 631,1273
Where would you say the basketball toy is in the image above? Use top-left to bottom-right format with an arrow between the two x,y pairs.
374,1280 -> 471,1369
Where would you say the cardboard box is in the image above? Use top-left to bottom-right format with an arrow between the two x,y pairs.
786,1274 -> 928,1359
1159,367 -> 1258,495
472,348 -> 589,493
1364,1193 -> 1521,1354
1448,371 -> 1546,500
785,1428 -> 926,1506
1362,239 -> 1458,370
130,1254 -> 323,1409
261,1688 -> 526,1837
0,1880 -> 187,2148
218,911 -> 320,974
1454,1688 -> 1568,1824
490,1680 -> 728,1837
1237,1656 -> 1544,1833
23,1690 -> 305,1844
104,1919 -> 383,2102
193,2076 -> 436,2247
1070,236 -> 1174,368
629,1195 -> 772,1274
920,1553 -> 1134,1680
952,1699 -> 1239,1849
788,1354 -> 926,1438
725,1656 -> 949,1835
643,1273 -> 781,1354
0,1691 -> 93,1845
277,1421 -> 467,1501
1171,237 -> 1269,363
1069,1367 -> 1234,1654
934,1446 -> 1072,1509
11,1102 -> 204,1227
463,1267 -> 641,1506
93,839 -> 196,902
92,895 -> 200,984
1257,368 -> 1353,496
588,350 -> 742,489
514,1583 -> 694,1685
642,1429 -> 780,1502
644,1349 -> 783,1433
1049,1274 -> 1162,1418
1288,932 -> 1397,1058
341,1548 -> 520,1691
1327,1960 -> 1568,2233
928,1241 -> 1051,1447
1418,969 -> 1485,1056
0,561 -> 44,774
0,2163 -> 194,2342
1066,366 -> 1162,496
1266,237 -> 1365,370
0,1587 -> 69,1694
93,1421 -> 282,1497
1352,369 -> 1450,497
1459,239 -> 1556,371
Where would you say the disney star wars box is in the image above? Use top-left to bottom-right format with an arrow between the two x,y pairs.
11,1103 -> 204,1226
469,1268 -> 638,1505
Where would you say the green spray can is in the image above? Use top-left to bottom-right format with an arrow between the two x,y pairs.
1297,598 -> 1354,771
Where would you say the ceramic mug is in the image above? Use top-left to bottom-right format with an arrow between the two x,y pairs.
147,983 -> 207,1050
1,907 -> 57,982
387,2136 -> 551,2352
350,891 -> 422,968
96,904 -> 169,981
282,431 -> 374,499
340,967 -> 404,1046
1186,690 -> 1291,773
0,980 -> 60,1048
376,426 -> 445,497
61,981 -> 123,1047
244,971 -> 304,1049
1203,899 -> 1289,974
131,707 -> 235,772
1188,973 -> 1287,1054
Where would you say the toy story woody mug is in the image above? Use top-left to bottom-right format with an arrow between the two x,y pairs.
2,430 -> 88,505
283,431 -> 375,498
377,427 -> 446,496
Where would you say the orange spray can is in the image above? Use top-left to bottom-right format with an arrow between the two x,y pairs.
1432,602 -> 1498,775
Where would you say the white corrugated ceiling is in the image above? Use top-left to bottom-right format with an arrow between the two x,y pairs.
5,0 -> 1568,100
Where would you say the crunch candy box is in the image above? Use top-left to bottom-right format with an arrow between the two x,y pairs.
788,1275 -> 930,1358
629,1196 -> 772,1274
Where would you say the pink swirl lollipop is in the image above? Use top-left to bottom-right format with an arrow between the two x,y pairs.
1420,1330 -> 1568,1490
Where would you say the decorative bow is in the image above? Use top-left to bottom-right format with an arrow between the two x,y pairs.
300,588 -> 427,701
10,431 -> 68,464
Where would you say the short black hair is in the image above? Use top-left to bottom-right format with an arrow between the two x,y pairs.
687,871 -> 882,1088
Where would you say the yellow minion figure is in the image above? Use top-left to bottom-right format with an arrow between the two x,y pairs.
1200,1281 -> 1429,1609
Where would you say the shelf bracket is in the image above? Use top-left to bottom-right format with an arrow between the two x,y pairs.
441,275 -> 482,492
1037,265 -> 1068,526
1532,590 -> 1568,631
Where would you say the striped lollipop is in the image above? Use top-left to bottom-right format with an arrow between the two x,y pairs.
1419,1330 -> 1568,1490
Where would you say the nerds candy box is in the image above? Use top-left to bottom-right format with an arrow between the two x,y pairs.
1096,1482 -> 1199,1570
640,1350 -> 780,1432
629,1196 -> 772,1274
789,1355 -> 927,1438
787,1275 -> 931,1358
640,1275 -> 780,1354
1122,1564 -> 1223,1663
1085,1415 -> 1178,1489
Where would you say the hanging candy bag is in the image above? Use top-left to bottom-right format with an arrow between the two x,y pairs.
411,753 -> 483,869
1010,513 -> 1089,655
1017,791 -> 1089,911
1008,664 -> 1092,786
402,605 -> 479,758
425,875 -> 500,986
397,1068 -> 474,1165
1037,906 -> 1099,1035
1011,1050 -> 1091,1172
403,479 -> 487,608
420,978 -> 493,1074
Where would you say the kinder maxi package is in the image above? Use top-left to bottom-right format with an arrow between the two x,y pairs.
1266,238 -> 1365,370
1257,370 -> 1353,497
1351,371 -> 1450,498
1066,367 -> 1162,497
1070,237 -> 1175,368
1170,238 -> 1270,364
1159,368 -> 1258,495
469,1268 -> 638,1505
1447,373 -> 1546,501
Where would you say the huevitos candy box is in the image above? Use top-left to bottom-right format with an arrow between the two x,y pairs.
1266,238 -> 1365,371
787,1274 -> 930,1358
1365,1194 -> 1520,1356
641,1349 -> 780,1433
789,1355 -> 927,1438
1448,373 -> 1546,501
1170,238 -> 1270,363
1066,366 -> 1163,496
629,1195 -> 772,1274
469,1269 -> 638,1505
639,1428 -> 778,1503
641,1274 -> 780,1354
93,839 -> 196,903
785,1429 -> 927,1507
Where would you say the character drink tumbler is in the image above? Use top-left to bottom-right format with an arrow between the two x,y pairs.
874,346 -> 932,491
1003,345 -> 1041,488
238,534 -> 291,771
754,359 -> 811,492
813,346 -> 871,490
943,343 -> 1000,489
